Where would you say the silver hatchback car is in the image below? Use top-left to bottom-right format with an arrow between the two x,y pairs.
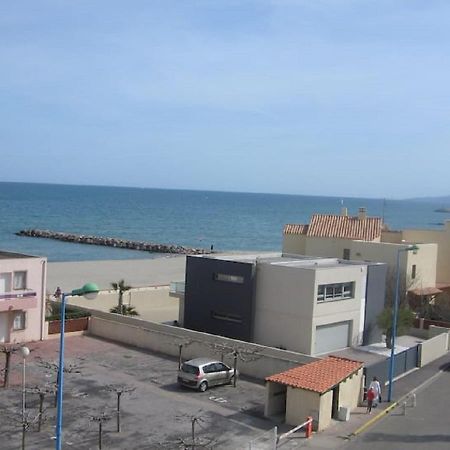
177,358 -> 237,392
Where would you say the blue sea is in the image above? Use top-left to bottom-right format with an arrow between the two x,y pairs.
0,182 -> 448,262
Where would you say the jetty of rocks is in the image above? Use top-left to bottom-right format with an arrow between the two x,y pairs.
16,229 -> 208,255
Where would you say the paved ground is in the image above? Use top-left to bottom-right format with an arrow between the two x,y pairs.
0,335 -> 282,449
285,352 -> 450,449
345,361 -> 450,449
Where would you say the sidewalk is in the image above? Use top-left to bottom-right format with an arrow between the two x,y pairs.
279,352 -> 450,449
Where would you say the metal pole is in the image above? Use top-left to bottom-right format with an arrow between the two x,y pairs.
22,356 -> 26,422
99,421 -> 102,450
22,422 -> 26,450
388,250 -> 402,402
55,293 -> 67,450
117,391 -> 121,432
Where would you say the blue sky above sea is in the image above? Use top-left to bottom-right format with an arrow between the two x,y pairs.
1,1 -> 450,198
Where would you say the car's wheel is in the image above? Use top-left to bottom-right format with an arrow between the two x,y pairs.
198,381 -> 208,392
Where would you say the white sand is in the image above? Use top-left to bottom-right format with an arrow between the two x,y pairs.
47,255 -> 186,293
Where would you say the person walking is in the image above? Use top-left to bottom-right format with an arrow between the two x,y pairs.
366,387 -> 376,414
369,376 -> 382,405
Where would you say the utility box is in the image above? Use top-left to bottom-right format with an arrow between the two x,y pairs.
338,407 -> 350,422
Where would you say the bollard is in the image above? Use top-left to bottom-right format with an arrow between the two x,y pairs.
402,402 -> 407,415
412,393 -> 416,408
305,417 -> 313,438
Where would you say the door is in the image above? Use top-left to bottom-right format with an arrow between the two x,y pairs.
0,312 -> 9,343
315,321 -> 350,355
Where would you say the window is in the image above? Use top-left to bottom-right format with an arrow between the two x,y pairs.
343,248 -> 350,260
411,265 -> 417,279
13,311 -> 26,330
213,273 -> 244,284
317,282 -> 354,302
211,311 -> 243,324
13,271 -> 27,290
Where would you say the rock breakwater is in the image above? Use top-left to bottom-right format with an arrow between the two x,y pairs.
16,229 -> 208,255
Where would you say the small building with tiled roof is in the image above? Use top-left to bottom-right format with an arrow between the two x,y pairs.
264,356 -> 363,431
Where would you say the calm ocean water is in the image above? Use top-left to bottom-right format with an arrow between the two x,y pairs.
0,182 -> 448,262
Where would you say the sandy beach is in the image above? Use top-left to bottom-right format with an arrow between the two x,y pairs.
46,255 -> 187,293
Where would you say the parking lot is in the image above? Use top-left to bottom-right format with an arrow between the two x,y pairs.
0,335 -> 278,449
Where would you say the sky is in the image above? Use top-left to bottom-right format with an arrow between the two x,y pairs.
1,0 -> 450,198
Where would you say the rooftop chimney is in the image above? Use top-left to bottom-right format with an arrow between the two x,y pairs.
341,206 -> 348,216
358,207 -> 367,220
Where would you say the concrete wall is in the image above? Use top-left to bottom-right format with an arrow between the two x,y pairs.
418,331 -> 449,367
264,382 -> 287,417
401,221 -> 450,284
253,263 -> 316,354
338,368 -> 363,410
318,391 -> 333,431
285,387 -> 321,429
428,325 -> 450,340
67,286 -> 178,324
87,309 -> 318,380
0,255 -> 46,343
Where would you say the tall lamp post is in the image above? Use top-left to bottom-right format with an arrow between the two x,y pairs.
387,244 -> 418,402
55,283 -> 99,450
20,346 -> 30,422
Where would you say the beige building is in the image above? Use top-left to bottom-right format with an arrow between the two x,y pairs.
253,257 -> 383,355
382,220 -> 450,287
0,251 -> 47,343
265,356 -> 363,430
283,209 -> 439,296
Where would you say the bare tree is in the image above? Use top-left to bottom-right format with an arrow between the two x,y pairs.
1,344 -> 20,388
89,410 -> 112,450
102,384 -> 135,432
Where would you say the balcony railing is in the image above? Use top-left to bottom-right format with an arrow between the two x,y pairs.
169,281 -> 185,295
0,290 -> 38,311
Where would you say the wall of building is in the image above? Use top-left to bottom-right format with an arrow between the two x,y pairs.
284,233 -> 438,289
318,391 -> 333,431
285,386 -> 321,429
0,256 -> 46,343
87,309 -> 319,380
338,368 -> 363,410
253,263 -> 316,354
264,382 -> 287,417
282,234 -> 307,254
183,256 -> 256,341
401,222 -> 450,284
364,264 -> 387,344
312,265 -> 367,353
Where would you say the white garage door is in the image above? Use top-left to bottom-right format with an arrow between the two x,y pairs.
315,321 -> 350,355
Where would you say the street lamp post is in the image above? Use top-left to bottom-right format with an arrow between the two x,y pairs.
20,346 -> 30,422
387,245 -> 418,402
55,283 -> 99,450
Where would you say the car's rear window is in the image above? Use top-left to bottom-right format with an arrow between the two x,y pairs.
182,364 -> 200,375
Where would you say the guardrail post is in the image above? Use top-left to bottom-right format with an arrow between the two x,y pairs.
305,417 -> 312,438
412,393 -> 416,408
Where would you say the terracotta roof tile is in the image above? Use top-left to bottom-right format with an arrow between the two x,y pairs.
284,214 -> 382,241
283,224 -> 309,235
265,356 -> 363,394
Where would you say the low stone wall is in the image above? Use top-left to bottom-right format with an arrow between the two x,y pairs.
86,309 -> 318,380
48,317 -> 90,335
418,331 -> 449,367
16,229 -> 207,255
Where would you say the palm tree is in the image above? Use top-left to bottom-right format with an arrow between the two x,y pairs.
110,305 -> 139,316
111,279 -> 131,315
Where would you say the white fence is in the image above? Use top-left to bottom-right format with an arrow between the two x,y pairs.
418,330 -> 449,367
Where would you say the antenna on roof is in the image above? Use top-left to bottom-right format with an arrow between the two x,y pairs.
340,199 -> 348,216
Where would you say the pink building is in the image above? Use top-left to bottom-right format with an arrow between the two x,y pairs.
0,251 -> 47,344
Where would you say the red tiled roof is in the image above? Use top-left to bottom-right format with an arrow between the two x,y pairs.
265,356 -> 363,394
284,214 -> 382,241
283,224 -> 309,235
